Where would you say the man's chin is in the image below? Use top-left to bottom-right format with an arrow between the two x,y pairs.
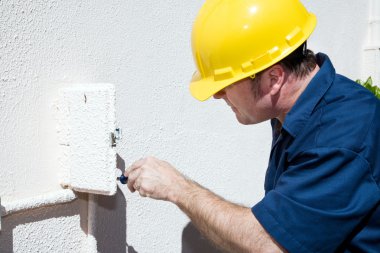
236,116 -> 251,125
236,115 -> 262,125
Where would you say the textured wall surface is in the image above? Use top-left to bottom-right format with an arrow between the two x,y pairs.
0,196 -> 87,253
0,0 -> 369,253
304,1 -> 369,81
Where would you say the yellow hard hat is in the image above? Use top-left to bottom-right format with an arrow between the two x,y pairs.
189,0 -> 317,101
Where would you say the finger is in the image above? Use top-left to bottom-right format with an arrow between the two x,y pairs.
138,188 -> 147,197
138,187 -> 151,198
127,169 -> 142,192
133,177 -> 142,191
125,157 -> 147,177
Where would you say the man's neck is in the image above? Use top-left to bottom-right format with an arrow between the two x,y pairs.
277,65 -> 320,123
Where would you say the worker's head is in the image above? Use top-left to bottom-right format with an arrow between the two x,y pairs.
189,0 -> 317,102
212,44 -> 318,124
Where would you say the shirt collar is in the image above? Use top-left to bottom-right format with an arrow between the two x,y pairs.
281,53 -> 335,138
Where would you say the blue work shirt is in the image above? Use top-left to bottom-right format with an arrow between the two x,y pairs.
252,53 -> 380,253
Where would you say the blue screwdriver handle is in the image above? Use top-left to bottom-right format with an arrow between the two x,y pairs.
118,174 -> 128,184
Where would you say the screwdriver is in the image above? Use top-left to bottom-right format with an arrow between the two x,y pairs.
117,174 -> 128,184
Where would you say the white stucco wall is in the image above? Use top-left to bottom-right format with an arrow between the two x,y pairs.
0,1 -> 370,253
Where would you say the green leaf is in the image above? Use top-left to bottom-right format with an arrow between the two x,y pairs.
356,77 -> 380,99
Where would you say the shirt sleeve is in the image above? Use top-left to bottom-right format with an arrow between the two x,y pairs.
252,147 -> 380,253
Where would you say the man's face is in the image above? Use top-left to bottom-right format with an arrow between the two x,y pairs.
213,74 -> 272,125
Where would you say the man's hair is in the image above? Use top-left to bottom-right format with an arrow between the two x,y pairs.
278,42 -> 317,78
250,42 -> 317,97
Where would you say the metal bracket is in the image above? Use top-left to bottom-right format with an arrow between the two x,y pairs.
111,128 -> 122,147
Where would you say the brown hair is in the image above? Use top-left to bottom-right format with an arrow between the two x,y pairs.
278,42 -> 317,79
250,42 -> 317,97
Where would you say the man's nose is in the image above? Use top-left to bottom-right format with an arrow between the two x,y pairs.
213,89 -> 225,99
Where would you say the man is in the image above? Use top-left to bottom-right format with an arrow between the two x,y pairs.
125,0 -> 380,252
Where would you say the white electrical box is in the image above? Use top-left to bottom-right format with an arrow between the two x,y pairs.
57,83 -> 117,195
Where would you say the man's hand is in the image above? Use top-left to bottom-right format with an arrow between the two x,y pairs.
124,156 -> 189,202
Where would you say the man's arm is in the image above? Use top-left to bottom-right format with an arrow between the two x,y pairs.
125,156 -> 285,253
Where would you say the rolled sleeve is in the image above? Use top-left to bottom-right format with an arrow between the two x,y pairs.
252,148 -> 380,253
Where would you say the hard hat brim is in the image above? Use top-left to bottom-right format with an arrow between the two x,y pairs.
189,72 -> 247,101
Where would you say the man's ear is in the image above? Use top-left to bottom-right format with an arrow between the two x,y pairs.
268,64 -> 286,96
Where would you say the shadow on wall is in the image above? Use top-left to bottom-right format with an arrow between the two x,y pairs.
127,245 -> 139,253
0,154 -> 128,253
94,154 -> 127,253
95,188 -> 127,253
182,222 -> 223,253
0,194 -> 88,253
0,190 -> 128,253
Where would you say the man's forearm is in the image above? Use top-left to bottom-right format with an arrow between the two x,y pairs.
172,179 -> 283,253
125,157 -> 284,253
